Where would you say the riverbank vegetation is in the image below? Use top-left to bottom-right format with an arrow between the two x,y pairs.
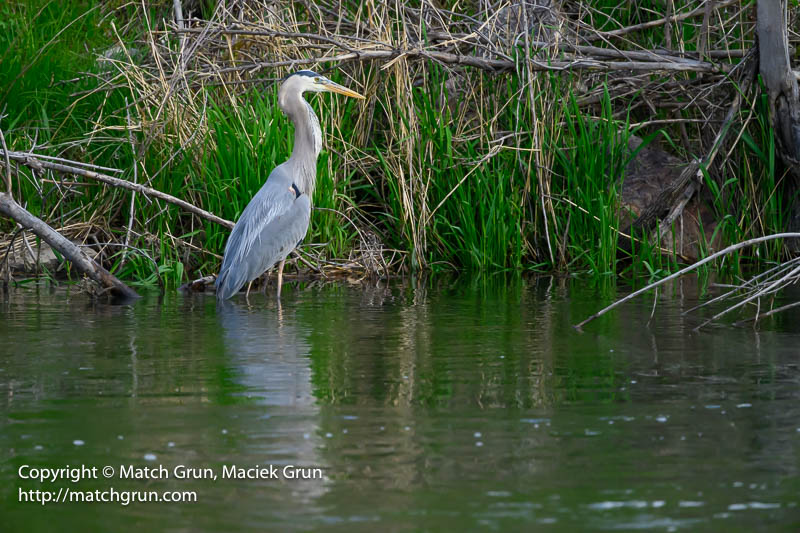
2,1 -> 800,294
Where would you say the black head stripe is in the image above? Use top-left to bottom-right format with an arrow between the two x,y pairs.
281,70 -> 320,82
291,183 -> 301,198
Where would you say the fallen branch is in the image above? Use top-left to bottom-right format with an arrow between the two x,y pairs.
573,233 -> 800,331
693,261 -> 800,330
584,0 -> 740,42
682,256 -> 800,315
2,150 -> 234,230
200,49 -> 732,77
0,192 -> 139,299
428,33 -> 748,62
4,150 -> 124,174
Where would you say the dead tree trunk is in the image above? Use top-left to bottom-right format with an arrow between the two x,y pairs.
0,193 -> 139,299
757,1 -> 800,247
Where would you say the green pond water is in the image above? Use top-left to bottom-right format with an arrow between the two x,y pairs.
1,277 -> 799,532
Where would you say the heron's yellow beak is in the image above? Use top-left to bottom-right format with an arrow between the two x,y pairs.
321,79 -> 365,99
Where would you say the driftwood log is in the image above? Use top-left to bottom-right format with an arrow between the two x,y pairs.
0,192 -> 139,299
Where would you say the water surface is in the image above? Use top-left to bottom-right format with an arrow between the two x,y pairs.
1,277 -> 799,531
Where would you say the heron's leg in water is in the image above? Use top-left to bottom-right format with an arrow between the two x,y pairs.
246,281 -> 253,298
276,259 -> 286,299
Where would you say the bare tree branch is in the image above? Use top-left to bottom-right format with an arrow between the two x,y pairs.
1,150 -> 234,230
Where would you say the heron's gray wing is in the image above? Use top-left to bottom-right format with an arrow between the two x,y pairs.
244,192 -> 310,277
216,165 -> 310,299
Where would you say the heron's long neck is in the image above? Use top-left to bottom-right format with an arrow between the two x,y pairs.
286,97 -> 321,199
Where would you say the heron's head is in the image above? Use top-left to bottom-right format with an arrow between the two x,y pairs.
279,71 -> 365,108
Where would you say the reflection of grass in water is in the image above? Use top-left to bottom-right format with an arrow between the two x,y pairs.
303,277 -> 611,408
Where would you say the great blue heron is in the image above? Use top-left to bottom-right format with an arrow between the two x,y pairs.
215,71 -> 364,300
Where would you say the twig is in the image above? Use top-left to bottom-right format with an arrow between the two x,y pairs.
647,288 -> 659,326
173,0 -> 187,82
681,257 -> 800,315
734,300 -> 800,325
584,0 -> 739,42
1,226 -> 24,285
122,99 -> 137,268
175,27 -> 362,53
693,262 -> 800,331
573,233 -> 800,331
656,169 -> 701,241
293,248 -> 323,276
4,151 -> 124,174
426,145 -> 501,224
313,206 -> 368,251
